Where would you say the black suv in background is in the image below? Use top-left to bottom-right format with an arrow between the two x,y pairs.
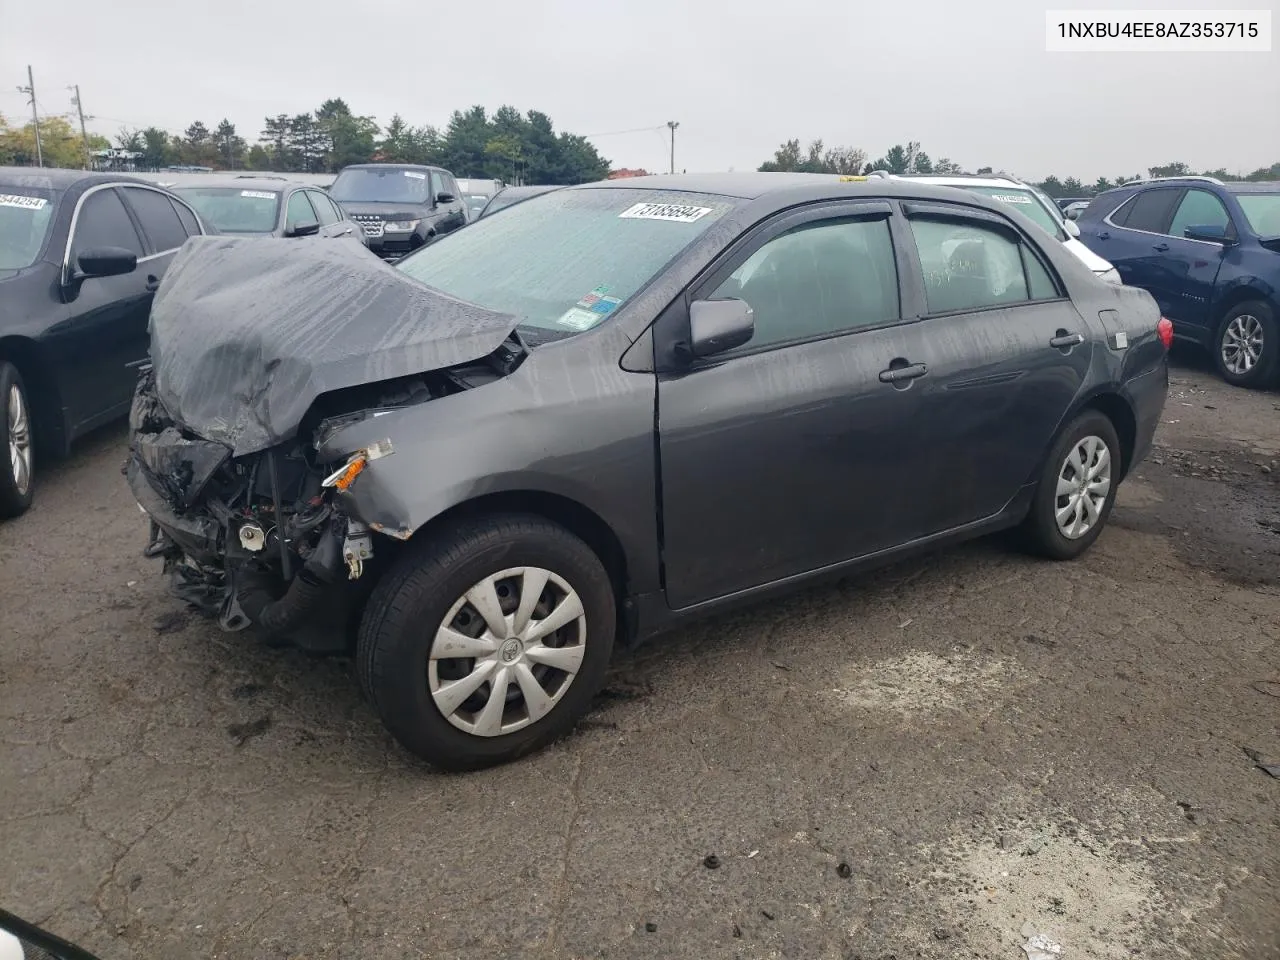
0,167 -> 208,518
328,164 -> 466,259
169,176 -> 367,245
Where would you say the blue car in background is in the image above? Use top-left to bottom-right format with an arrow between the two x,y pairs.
1076,176 -> 1280,388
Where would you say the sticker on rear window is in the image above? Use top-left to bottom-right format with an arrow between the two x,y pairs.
618,201 -> 712,223
991,194 -> 1032,204
240,190 -> 276,200
403,171 -> 427,180
555,307 -> 602,331
0,194 -> 47,210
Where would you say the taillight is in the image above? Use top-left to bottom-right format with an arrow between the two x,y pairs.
1157,317 -> 1173,349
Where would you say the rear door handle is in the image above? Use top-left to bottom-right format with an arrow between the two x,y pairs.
1050,332 -> 1085,348
1153,242 -> 1169,252
145,275 -> 160,292
878,362 -> 928,384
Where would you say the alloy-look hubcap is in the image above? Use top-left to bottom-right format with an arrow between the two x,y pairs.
1222,314 -> 1263,376
8,383 -> 32,496
427,566 -> 587,737
1054,435 -> 1111,540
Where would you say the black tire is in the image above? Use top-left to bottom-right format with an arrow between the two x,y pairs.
1021,410 -> 1122,561
1214,299 -> 1279,389
0,362 -> 35,520
356,513 -> 615,771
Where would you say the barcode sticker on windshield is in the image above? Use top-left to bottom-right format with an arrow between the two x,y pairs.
991,194 -> 1033,204
240,190 -> 276,200
0,194 -> 47,210
403,171 -> 427,180
619,202 -> 712,223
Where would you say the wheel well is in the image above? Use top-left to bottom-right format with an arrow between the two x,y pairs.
412,489 -> 630,620
1214,287 -> 1274,333
0,336 -> 67,456
1082,393 -> 1136,478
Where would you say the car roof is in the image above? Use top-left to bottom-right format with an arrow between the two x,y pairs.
168,175 -> 310,191
497,184 -> 562,197
0,166 -> 155,191
339,163 -> 443,173
875,173 -> 1026,189
1226,181 -> 1280,193
569,172 -> 1042,215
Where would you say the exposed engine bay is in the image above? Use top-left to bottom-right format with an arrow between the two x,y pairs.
125,337 -> 524,645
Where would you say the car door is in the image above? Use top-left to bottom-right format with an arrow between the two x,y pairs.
655,201 -> 935,609
282,189 -> 319,238
1089,187 -> 1184,311
306,189 -> 356,239
898,203 -> 1093,533
1160,187 -> 1234,337
51,185 -> 151,429
430,171 -> 465,234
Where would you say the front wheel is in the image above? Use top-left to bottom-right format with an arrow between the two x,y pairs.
1215,300 -> 1279,389
0,362 -> 35,519
1021,410 -> 1121,561
356,514 -> 616,771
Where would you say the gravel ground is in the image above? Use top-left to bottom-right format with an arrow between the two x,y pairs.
2,355 -> 1278,960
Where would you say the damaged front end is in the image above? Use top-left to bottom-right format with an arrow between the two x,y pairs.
126,235 -> 528,647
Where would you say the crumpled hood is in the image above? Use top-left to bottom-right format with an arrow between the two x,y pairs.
148,235 -> 520,456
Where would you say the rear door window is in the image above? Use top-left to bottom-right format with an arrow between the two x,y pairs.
71,188 -> 145,261
121,186 -> 188,253
1113,189 -> 1182,234
170,197 -> 202,236
307,191 -> 341,225
909,217 -> 1057,313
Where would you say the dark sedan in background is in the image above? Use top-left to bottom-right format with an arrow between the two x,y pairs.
129,173 -> 1169,771
170,175 -> 367,245
0,167 -> 208,518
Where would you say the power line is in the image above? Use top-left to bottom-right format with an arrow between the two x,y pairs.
583,124 -> 667,138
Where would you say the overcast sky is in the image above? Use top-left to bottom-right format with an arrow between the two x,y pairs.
2,0 -> 1276,181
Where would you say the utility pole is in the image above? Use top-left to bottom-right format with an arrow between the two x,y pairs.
667,120 -> 679,175
17,66 -> 42,167
69,85 -> 91,169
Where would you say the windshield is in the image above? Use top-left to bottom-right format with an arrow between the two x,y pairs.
176,187 -> 280,233
1236,193 -> 1280,235
464,194 -> 491,216
0,189 -> 56,270
956,186 -> 1067,240
397,188 -> 735,336
330,168 -> 432,204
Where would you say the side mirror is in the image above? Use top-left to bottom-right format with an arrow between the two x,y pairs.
1184,223 -> 1233,244
74,246 -> 137,280
689,298 -> 755,358
0,907 -> 102,960
435,192 -> 456,204
286,220 -> 320,238
1062,219 -> 1081,238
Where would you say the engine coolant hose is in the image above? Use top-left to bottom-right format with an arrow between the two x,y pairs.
236,524 -> 344,633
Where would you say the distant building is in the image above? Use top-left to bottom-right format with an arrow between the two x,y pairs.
608,168 -> 650,179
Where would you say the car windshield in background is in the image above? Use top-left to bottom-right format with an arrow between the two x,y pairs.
464,194 -> 490,214
329,168 -> 432,204
1236,193 -> 1280,235
956,186 -> 1065,239
0,189 -> 56,270
396,188 -> 735,336
176,188 -> 279,233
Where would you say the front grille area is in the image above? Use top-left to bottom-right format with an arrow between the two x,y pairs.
351,216 -> 383,238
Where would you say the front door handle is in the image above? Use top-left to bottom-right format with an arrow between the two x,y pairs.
1153,242 -> 1170,252
1050,332 -> 1085,349
145,275 -> 160,292
878,361 -> 929,384
1096,230 -> 1110,240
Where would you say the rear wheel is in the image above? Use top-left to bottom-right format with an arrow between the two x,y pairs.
1021,410 -> 1121,561
0,362 -> 34,519
1215,300 -> 1279,389
357,514 -> 615,771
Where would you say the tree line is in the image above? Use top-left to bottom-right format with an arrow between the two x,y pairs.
758,138 -> 1280,198
0,98 -> 613,185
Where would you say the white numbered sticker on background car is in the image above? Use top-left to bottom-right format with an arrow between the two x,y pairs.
239,190 -> 276,200
403,171 -> 427,179
0,194 -> 47,209
618,202 -> 712,223
991,194 -> 1033,204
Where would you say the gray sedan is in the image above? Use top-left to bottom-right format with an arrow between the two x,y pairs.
171,176 -> 367,245
128,173 -> 1169,770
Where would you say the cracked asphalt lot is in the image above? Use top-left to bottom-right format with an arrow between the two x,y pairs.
3,356 -> 1279,959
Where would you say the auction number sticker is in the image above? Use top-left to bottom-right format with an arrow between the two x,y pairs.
556,307 -> 602,331
618,201 -> 712,223
403,171 -> 427,179
990,194 -> 1033,204
240,190 -> 277,200
0,194 -> 48,210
